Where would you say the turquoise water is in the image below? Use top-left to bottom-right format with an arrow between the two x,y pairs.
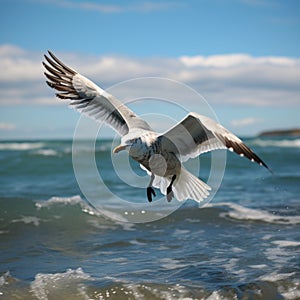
0,137 -> 299,299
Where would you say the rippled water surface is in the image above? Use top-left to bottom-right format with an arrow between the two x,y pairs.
0,138 -> 299,299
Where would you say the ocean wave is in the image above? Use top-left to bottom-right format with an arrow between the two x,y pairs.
250,138 -> 300,148
31,143 -> 113,157
1,267 -> 299,300
0,141 -> 113,156
210,202 -> 300,225
258,272 -> 300,300
1,195 -> 299,227
35,195 -> 101,217
0,195 -> 104,233
36,195 -> 84,208
11,216 -> 41,227
0,268 -> 217,300
1,138 -> 299,155
30,268 -> 91,300
72,140 -> 113,154
0,142 -> 45,151
272,240 -> 300,248
31,149 -> 60,156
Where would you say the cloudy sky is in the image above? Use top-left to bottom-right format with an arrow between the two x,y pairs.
1,0 -> 299,139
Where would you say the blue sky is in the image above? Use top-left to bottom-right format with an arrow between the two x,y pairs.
0,0 -> 299,139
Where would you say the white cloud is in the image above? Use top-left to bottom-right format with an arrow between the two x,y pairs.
179,54 -> 296,68
0,45 -> 43,82
230,117 -> 261,127
0,44 -> 25,56
180,54 -> 253,68
1,45 -> 300,108
0,122 -> 16,131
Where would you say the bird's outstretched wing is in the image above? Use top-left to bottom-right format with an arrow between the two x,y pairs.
158,112 -> 271,171
43,51 -> 151,136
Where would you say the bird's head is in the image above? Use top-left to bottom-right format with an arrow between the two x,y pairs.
113,135 -> 144,158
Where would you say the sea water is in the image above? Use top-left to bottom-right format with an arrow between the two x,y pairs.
0,137 -> 299,299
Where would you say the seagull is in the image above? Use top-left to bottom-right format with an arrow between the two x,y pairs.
43,51 -> 271,203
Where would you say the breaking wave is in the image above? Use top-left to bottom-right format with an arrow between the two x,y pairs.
250,138 -> 300,148
0,142 -> 45,151
0,267 -> 299,300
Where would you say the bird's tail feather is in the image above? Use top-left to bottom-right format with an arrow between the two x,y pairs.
152,168 -> 211,203
174,168 -> 211,202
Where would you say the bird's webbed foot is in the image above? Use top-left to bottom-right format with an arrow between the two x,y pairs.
166,188 -> 174,202
166,175 -> 176,202
147,173 -> 156,202
147,186 -> 156,202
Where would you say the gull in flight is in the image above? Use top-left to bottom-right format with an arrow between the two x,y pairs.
43,51 -> 271,203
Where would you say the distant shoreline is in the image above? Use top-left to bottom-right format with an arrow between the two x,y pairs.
258,128 -> 300,137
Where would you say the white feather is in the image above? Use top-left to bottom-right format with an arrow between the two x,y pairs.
152,168 -> 211,202
43,51 -> 151,137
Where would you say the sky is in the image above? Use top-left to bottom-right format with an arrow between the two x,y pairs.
0,0 -> 299,139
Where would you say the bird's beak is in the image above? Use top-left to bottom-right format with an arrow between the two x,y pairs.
113,144 -> 128,153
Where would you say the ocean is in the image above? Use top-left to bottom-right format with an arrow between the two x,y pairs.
0,137 -> 299,300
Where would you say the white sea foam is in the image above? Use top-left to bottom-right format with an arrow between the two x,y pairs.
30,268 -> 92,300
0,142 -> 45,150
280,279 -> 300,300
272,240 -> 300,247
173,229 -> 190,236
0,271 -> 9,286
231,247 -> 245,253
36,195 -> 83,208
11,216 -> 41,226
130,239 -> 147,246
211,202 -> 300,225
262,234 -> 274,240
94,282 -> 204,300
258,273 -> 300,300
159,258 -> 188,270
32,149 -> 59,156
249,264 -> 268,269
258,271 -> 296,282
36,195 -> 101,217
206,290 -> 229,300
251,138 -> 300,148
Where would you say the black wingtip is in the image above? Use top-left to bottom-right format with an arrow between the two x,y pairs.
45,80 -> 55,88
44,50 -> 52,61
249,152 -> 273,174
47,50 -> 55,58
249,151 -> 273,174
47,51 -> 77,75
263,162 -> 274,174
223,136 -> 273,174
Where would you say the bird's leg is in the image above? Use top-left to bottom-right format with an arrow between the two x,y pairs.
147,173 -> 156,202
166,175 -> 176,202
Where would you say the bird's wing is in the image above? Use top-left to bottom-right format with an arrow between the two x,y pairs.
158,112 -> 270,170
43,51 -> 151,136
